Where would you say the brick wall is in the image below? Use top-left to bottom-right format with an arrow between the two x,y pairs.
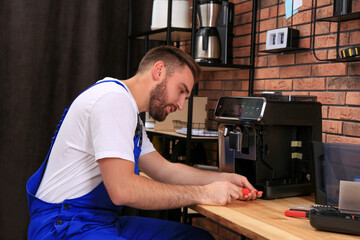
198,0 -> 360,161
183,1 -> 359,238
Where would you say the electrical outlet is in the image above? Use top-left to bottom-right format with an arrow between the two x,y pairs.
265,27 -> 299,51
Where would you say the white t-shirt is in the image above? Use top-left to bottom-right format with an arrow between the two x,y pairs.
36,77 -> 155,203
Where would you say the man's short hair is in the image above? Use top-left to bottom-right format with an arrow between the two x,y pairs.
137,45 -> 201,84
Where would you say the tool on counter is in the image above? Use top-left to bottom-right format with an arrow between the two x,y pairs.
285,205 -> 360,235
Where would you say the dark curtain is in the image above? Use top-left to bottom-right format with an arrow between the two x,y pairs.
0,1 -> 131,239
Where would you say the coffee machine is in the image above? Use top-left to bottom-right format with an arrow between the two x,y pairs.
195,0 -> 233,64
215,94 -> 322,199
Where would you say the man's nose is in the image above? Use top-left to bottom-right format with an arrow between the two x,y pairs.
177,97 -> 186,111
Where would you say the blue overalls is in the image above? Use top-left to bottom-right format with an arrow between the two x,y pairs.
26,80 -> 214,240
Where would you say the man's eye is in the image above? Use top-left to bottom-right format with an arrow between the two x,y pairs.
179,89 -> 184,94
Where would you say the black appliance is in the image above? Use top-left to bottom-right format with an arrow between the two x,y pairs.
215,94 -> 322,199
195,0 -> 233,64
216,0 -> 234,64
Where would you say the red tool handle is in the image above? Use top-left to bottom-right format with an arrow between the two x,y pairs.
285,210 -> 308,218
242,188 -> 259,195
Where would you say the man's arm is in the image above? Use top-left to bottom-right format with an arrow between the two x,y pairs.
98,157 -> 243,210
139,151 -> 261,200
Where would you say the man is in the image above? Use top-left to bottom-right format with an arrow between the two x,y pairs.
27,45 -> 262,239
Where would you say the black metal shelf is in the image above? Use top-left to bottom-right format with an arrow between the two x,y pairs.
199,62 -> 251,71
259,47 -> 310,54
312,0 -> 360,62
317,12 -> 360,22
127,0 -> 257,165
131,28 -> 192,41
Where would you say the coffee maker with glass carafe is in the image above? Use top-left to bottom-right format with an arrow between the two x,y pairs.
195,0 -> 222,63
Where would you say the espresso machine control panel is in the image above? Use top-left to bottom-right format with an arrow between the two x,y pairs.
214,96 -> 266,121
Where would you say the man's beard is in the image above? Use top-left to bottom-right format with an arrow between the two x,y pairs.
149,77 -> 170,122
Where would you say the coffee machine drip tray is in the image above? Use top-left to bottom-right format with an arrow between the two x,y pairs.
215,95 -> 322,199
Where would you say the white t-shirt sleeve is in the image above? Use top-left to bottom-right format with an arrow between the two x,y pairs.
89,92 -> 138,162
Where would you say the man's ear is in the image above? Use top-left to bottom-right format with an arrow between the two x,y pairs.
152,61 -> 165,81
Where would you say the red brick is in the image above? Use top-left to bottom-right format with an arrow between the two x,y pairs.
241,80 -> 250,91
328,106 -> 360,121
269,4 -> 283,18
343,122 -> 360,137
234,1 -> 253,15
338,32 -> 350,46
350,31 -> 360,45
253,80 -> 265,91
338,20 -> 360,31
213,71 -> 238,80
314,35 -> 337,49
299,37 -> 311,49
261,0 -> 278,8
207,100 -> 218,110
293,78 -> 326,90
314,22 -> 331,35
233,58 -> 251,65
201,72 -> 214,80
233,46 -> 251,58
278,16 -> 287,28
354,0 -> 360,12
346,92 -> 360,105
279,65 -> 311,78
222,80 -> 243,90
267,54 -> 295,66
231,91 -> 248,97
310,92 -> 346,105
327,77 -> 360,90
312,63 -> 347,76
317,0 -> 332,7
233,24 -> 252,36
299,0 -> 313,9
260,7 -> 270,20
258,32 -> 266,44
283,91 -> 309,96
233,35 -> 251,47
203,80 -> 222,90
326,134 -> 360,144
316,5 -> 333,19
293,10 -> 312,25
241,12 -> 253,25
349,63 -> 360,75
259,18 -> 277,32
296,51 -> 326,64
322,120 -> 343,134
255,56 -> 268,68
254,67 -> 280,79
296,24 -> 311,37
265,79 -> 293,90
327,49 -> 338,60
233,15 -> 242,26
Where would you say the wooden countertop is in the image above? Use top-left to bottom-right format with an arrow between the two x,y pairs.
189,195 -> 360,240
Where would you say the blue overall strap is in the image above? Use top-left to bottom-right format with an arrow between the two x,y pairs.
27,79 -> 142,206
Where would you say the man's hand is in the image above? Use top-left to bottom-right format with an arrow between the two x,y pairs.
225,173 -> 263,200
199,178 -> 262,206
